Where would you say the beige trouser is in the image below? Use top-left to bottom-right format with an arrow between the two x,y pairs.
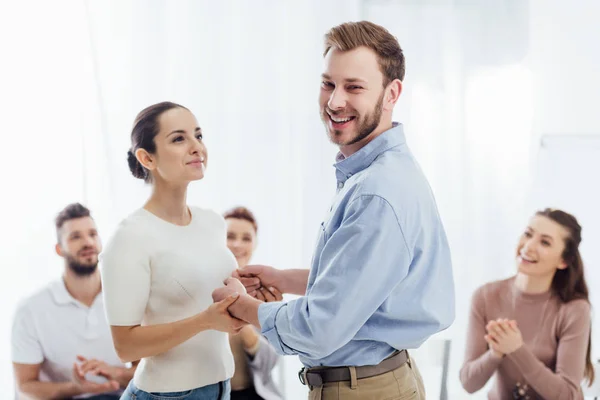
308,355 -> 426,400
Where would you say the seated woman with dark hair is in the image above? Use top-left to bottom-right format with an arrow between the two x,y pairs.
460,208 -> 594,399
224,207 -> 283,400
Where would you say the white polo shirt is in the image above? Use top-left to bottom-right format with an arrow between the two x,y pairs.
11,279 -> 124,397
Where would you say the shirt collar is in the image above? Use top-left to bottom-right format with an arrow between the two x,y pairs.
50,278 -> 102,308
50,279 -> 78,306
334,122 -> 406,183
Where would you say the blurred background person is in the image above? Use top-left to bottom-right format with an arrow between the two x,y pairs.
225,206 -> 284,400
460,209 -> 594,399
12,203 -> 136,399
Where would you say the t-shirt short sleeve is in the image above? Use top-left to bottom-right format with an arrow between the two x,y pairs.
11,304 -> 44,364
100,225 -> 151,326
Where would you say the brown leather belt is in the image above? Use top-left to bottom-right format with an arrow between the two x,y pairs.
298,349 -> 408,387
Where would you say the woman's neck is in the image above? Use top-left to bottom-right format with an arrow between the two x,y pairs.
145,179 -> 190,226
514,272 -> 553,294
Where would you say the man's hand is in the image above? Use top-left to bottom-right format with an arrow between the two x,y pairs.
75,355 -> 132,387
255,286 -> 283,302
233,265 -> 284,297
72,358 -> 119,394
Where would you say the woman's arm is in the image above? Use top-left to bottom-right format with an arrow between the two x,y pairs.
247,334 -> 280,374
459,287 -> 503,393
508,300 -> 591,400
111,295 -> 245,363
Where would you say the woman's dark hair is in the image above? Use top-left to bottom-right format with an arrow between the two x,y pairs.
223,206 -> 258,233
537,208 -> 594,384
127,101 -> 188,182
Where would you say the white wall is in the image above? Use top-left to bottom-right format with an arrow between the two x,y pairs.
529,0 -> 600,137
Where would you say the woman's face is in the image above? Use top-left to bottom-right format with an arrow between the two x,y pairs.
139,107 -> 208,184
226,218 -> 257,268
515,215 -> 569,278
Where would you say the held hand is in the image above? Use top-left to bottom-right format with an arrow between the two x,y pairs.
72,360 -> 120,394
232,269 -> 261,293
76,355 -> 124,382
212,285 -> 237,303
235,264 -> 284,297
483,335 -> 505,358
223,277 -> 247,295
485,318 -> 523,355
255,285 -> 283,302
206,294 -> 247,334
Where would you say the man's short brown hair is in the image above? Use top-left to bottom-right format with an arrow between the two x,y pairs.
55,203 -> 91,242
324,21 -> 405,86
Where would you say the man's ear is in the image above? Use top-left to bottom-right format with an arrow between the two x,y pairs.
383,79 -> 403,112
55,243 -> 63,257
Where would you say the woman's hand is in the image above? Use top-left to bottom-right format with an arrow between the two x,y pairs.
212,277 -> 246,303
485,318 -> 523,356
223,277 -> 247,295
206,294 -> 247,334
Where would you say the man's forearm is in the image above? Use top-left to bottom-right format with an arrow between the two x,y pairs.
280,269 -> 309,295
18,381 -> 80,400
229,295 -> 262,328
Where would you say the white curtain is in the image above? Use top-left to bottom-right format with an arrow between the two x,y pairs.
0,0 -> 101,393
1,1 -> 537,398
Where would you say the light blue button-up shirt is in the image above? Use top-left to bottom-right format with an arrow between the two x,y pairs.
258,123 -> 455,367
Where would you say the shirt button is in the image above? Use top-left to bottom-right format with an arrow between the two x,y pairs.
337,182 -> 344,189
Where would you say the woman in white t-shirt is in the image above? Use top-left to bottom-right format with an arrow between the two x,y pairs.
100,102 -> 247,400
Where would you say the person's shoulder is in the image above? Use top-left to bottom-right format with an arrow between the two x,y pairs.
554,297 -> 591,335
560,297 -> 591,316
190,206 -> 225,226
118,208 -> 155,230
352,151 -> 434,214
101,210 -> 157,261
472,277 -> 513,302
107,209 -> 154,241
14,282 -> 56,318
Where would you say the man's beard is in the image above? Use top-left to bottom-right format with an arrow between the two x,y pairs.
325,91 -> 384,146
65,253 -> 98,277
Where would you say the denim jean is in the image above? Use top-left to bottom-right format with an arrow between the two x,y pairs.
120,380 -> 230,400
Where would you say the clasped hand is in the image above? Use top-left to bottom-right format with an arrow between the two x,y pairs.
484,318 -> 524,357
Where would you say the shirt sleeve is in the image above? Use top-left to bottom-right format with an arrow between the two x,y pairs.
259,194 -> 413,359
247,335 -> 280,374
459,285 -> 503,393
11,304 -> 44,364
100,225 -> 151,326
509,299 -> 591,400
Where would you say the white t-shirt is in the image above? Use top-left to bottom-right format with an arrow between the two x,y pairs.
100,206 -> 237,392
11,280 -> 124,398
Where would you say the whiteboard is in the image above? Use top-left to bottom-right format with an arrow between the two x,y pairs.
529,135 -> 600,361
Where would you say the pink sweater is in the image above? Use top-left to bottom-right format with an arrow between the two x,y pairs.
460,277 -> 591,399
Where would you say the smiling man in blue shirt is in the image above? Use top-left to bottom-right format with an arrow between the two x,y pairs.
213,20 -> 455,400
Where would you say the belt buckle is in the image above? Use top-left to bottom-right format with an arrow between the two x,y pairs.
298,367 -> 307,385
